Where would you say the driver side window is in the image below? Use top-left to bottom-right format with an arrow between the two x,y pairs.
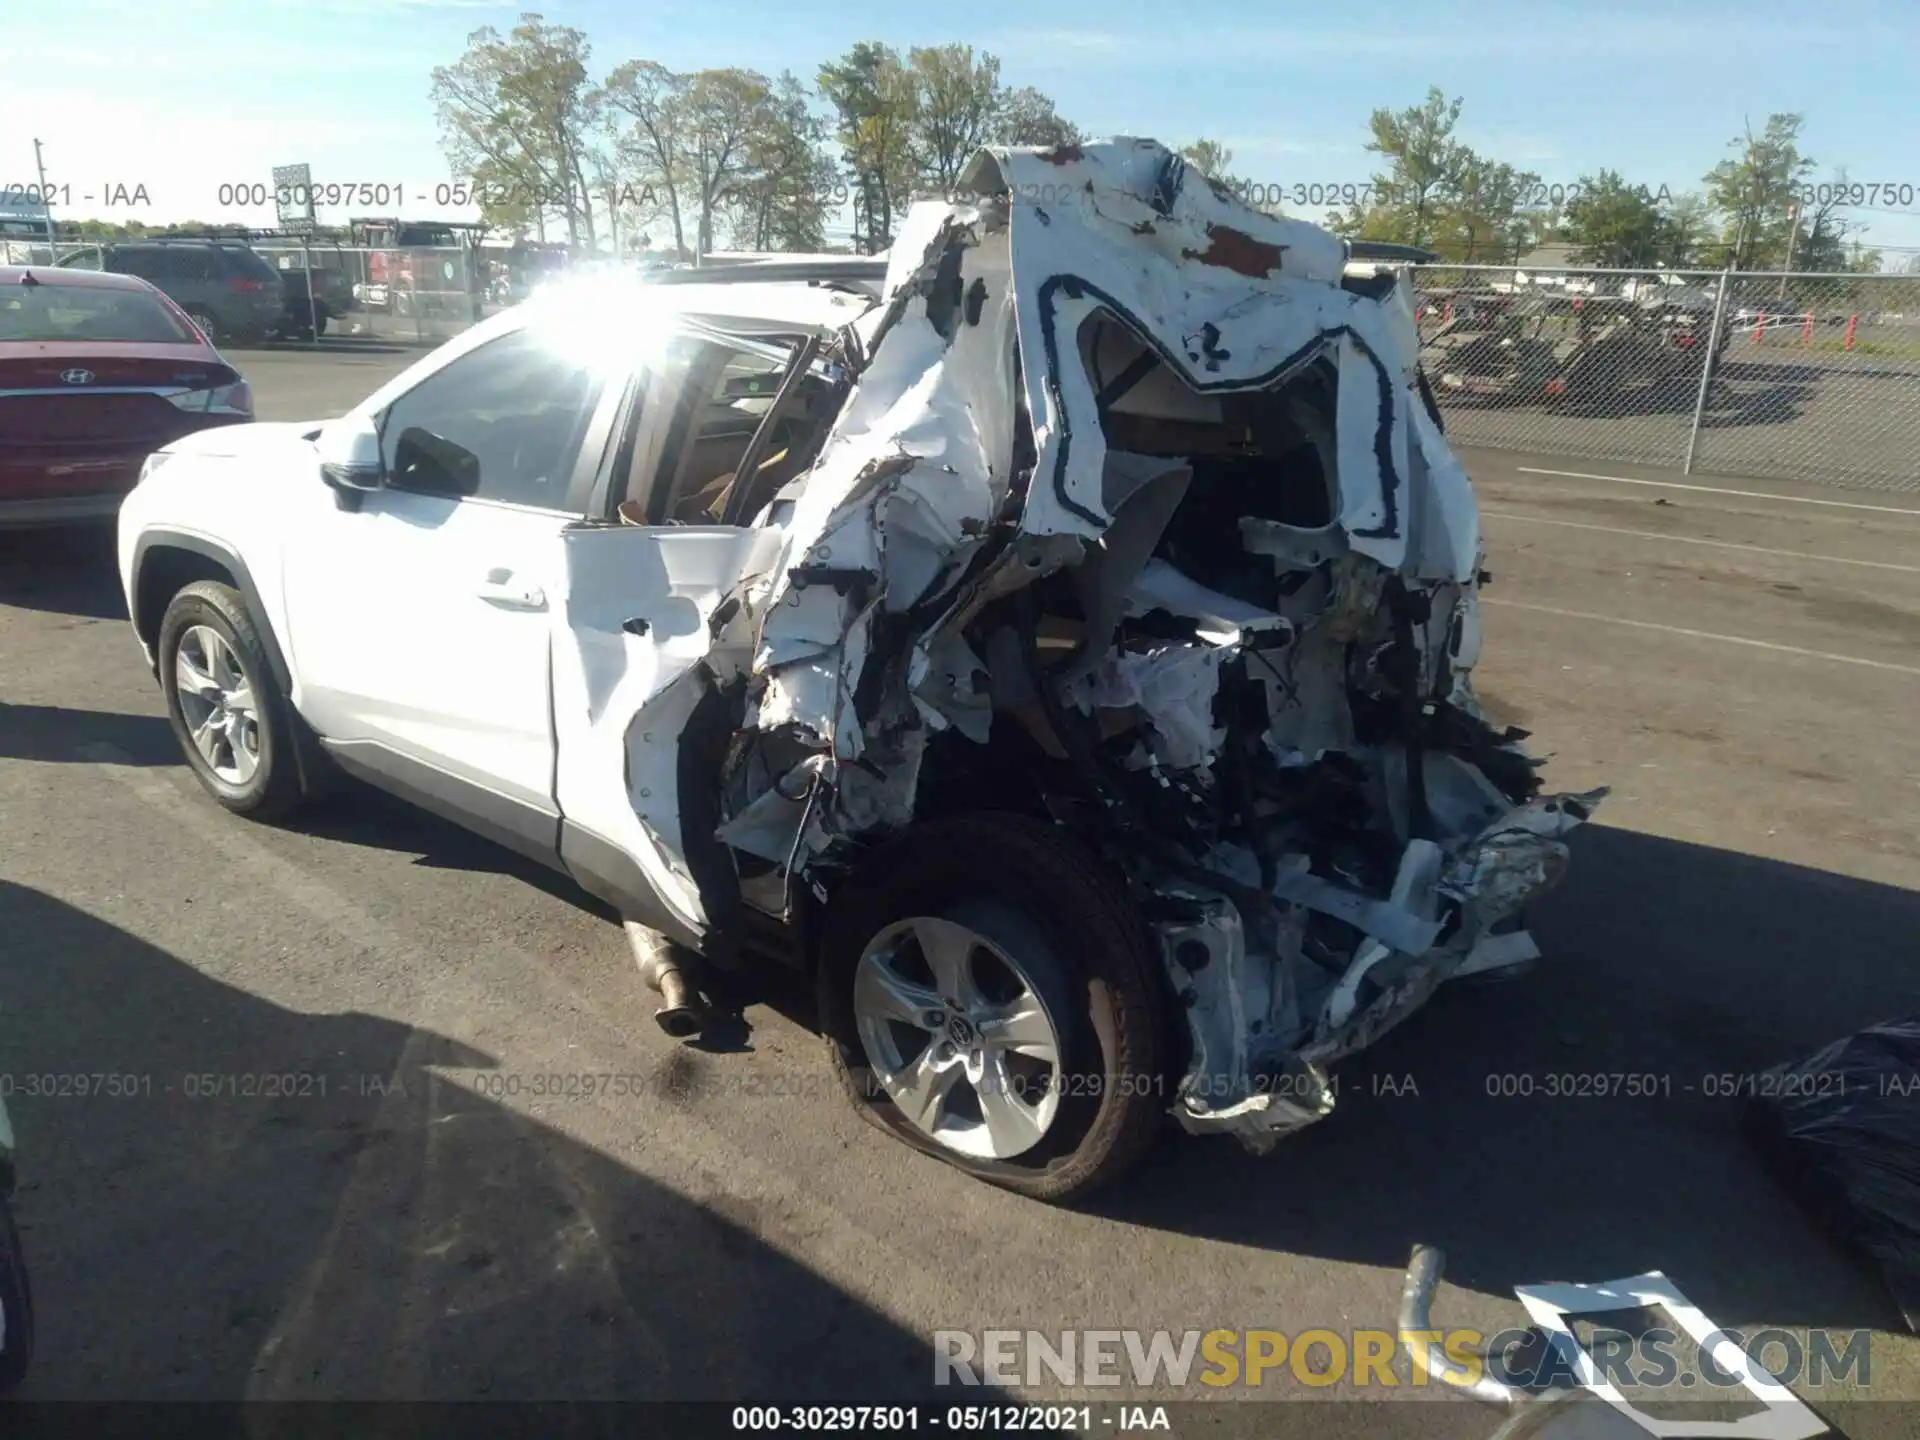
378,327 -> 605,510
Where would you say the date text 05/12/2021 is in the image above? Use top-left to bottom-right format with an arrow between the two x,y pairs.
729,1406 -> 1171,1432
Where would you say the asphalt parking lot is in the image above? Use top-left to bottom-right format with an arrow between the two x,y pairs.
1431,343 -> 1920,495
2,347 -> 1917,1433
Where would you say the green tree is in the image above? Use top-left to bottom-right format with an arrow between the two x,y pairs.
431,13 -> 603,246
991,87 -> 1082,149
1442,154 -> 1543,262
1790,168 -> 1880,274
727,72 -> 837,252
1180,139 -> 1269,211
676,68 -> 779,256
605,63 -> 819,260
1703,113 -> 1814,269
603,60 -> 692,258
1657,192 -> 1714,268
1332,87 -> 1466,250
818,43 -> 918,253
1563,169 -> 1666,266
1179,139 -> 1235,180
906,44 -> 1002,197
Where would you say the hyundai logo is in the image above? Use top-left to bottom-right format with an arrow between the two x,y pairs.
60,368 -> 94,385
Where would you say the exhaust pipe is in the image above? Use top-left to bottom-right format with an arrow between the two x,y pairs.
1400,1244 -> 1522,1409
624,921 -> 705,1039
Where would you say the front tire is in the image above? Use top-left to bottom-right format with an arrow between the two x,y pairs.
819,814 -> 1167,1202
158,581 -> 305,820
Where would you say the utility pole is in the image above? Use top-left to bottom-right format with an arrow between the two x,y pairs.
33,138 -> 55,256
1777,202 -> 1799,300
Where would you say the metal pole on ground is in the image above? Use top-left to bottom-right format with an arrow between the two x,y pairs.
1683,266 -> 1732,475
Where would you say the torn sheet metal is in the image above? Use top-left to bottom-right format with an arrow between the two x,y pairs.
1125,559 -> 1294,647
707,136 -> 1602,1156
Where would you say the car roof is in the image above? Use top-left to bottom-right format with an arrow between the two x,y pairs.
0,265 -> 155,291
523,273 -> 877,338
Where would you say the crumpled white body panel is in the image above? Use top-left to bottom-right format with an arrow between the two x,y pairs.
724,138 -> 1600,1151
752,139 -> 1482,764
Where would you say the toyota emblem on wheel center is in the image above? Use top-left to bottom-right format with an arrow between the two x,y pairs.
60,369 -> 94,385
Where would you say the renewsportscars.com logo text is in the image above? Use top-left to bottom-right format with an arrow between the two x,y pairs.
932,1327 -> 1872,1392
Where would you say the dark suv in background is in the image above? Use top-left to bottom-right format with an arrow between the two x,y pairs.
55,241 -> 285,346
265,252 -> 354,338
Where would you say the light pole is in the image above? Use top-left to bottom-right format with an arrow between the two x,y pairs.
32,138 -> 55,257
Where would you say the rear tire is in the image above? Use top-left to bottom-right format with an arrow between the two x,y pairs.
819,813 -> 1168,1202
184,308 -> 223,346
158,581 -> 306,821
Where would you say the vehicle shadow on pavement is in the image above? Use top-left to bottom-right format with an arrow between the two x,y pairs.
289,785 -> 624,919
0,525 -> 126,623
0,878 -> 955,1402
1094,823 -> 1920,1337
1696,364 -> 1819,429
0,704 -> 176,767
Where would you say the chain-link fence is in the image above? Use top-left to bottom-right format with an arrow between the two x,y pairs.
9,236 -> 1915,490
250,242 -> 500,345
1411,264 -> 1920,492
1,236 -> 525,346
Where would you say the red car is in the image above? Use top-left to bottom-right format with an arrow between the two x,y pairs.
0,265 -> 252,526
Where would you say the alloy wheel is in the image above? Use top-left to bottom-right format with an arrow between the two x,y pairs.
852,916 -> 1065,1160
174,625 -> 260,785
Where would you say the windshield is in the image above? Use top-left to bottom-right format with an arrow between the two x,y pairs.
0,284 -> 198,343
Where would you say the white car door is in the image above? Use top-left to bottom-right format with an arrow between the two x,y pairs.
281,321 -> 626,860
550,329 -> 823,941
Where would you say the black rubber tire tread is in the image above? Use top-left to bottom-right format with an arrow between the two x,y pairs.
185,308 -> 222,345
157,580 -> 306,821
819,812 -> 1167,1203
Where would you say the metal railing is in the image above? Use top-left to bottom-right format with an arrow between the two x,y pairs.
1410,263 -> 1920,492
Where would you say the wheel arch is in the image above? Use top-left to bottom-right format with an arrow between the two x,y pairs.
130,530 -> 293,697
131,530 -> 328,795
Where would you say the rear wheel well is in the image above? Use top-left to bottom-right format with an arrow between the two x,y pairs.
135,546 -> 237,655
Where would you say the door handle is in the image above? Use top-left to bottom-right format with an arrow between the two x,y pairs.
476,572 -> 547,611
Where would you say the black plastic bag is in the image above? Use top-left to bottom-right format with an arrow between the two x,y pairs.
1742,1017 -> 1920,1332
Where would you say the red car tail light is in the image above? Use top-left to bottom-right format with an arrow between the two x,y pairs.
229,277 -> 267,293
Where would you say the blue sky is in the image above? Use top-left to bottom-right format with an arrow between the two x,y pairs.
10,0 -> 1920,258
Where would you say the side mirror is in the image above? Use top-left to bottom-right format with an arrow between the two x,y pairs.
316,413 -> 384,495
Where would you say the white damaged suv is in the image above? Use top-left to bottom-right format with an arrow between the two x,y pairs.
119,140 -> 1603,1200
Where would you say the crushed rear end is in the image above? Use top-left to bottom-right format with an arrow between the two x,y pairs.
713,139 -> 1604,1150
